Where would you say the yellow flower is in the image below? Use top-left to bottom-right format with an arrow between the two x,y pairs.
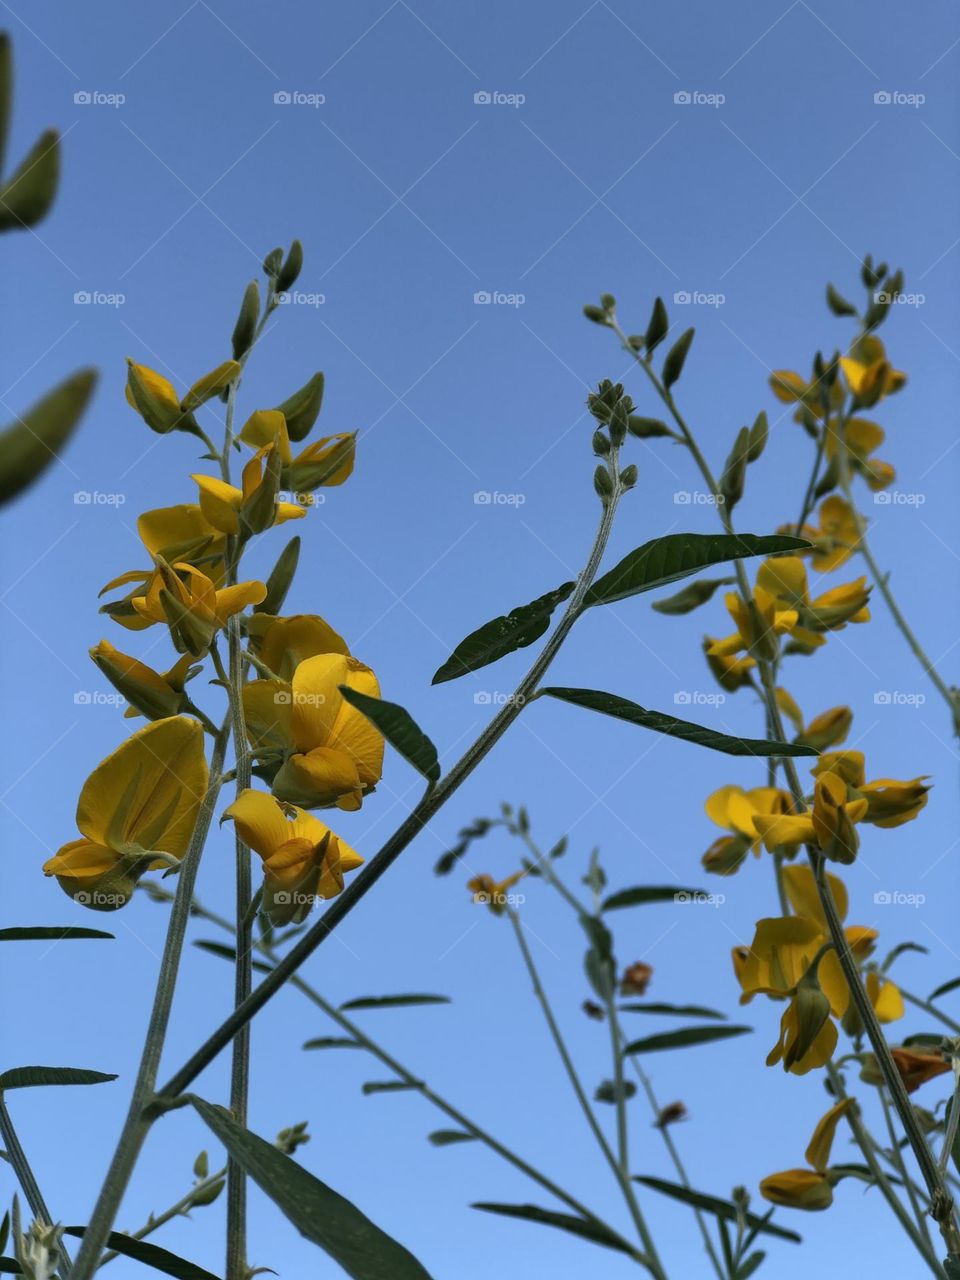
126,362 -> 199,436
702,637 -> 755,692
192,444 -> 306,536
751,773 -> 867,861
766,985 -> 837,1073
866,970 -> 905,1023
755,556 -> 871,639
243,653 -> 384,810
100,505 -> 227,630
839,335 -> 906,408
760,1168 -> 834,1211
788,496 -> 862,572
246,613 -> 350,682
239,409 -> 355,494
769,369 -> 844,420
467,871 -> 525,915
776,688 -> 852,752
805,1098 -> 855,1173
132,561 -> 265,657
706,586 -> 801,661
43,717 -> 208,910
813,751 -> 930,829
223,788 -> 362,925
90,639 -> 197,721
703,784 -> 793,871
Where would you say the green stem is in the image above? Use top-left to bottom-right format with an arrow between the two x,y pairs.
154,448 -> 627,1103
98,1166 -> 227,1267
0,1097 -> 73,1276
69,724 -> 230,1280
900,989 -> 960,1036
879,1084 -> 935,1250
507,908 -> 667,1278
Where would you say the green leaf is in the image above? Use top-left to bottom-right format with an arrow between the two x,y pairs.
338,686 -> 440,785
0,926 -> 113,942
339,995 -> 450,1011
585,532 -> 809,608
594,1079 -> 636,1104
362,1081 -> 423,1095
826,283 -> 858,318
946,1253 -> 960,1280
257,535 -> 301,615
651,577 -> 735,615
303,1037 -> 363,1051
929,977 -> 960,1001
427,1129 -> 476,1146
191,1096 -> 434,1279
0,369 -> 97,505
736,1251 -> 766,1279
0,1066 -> 116,1091
0,127 -> 59,231
618,1002 -> 726,1020
644,297 -> 669,354
471,1203 -> 634,1256
539,688 -> 818,757
194,939 -> 274,976
662,327 -> 694,387
622,1026 -> 751,1055
602,885 -> 706,911
63,1229 -> 219,1280
432,582 -> 574,684
632,1177 -> 801,1243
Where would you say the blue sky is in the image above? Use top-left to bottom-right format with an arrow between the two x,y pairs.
2,2 -> 960,1277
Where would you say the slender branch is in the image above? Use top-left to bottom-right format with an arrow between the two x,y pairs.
98,1166 -> 226,1267
154,448 -> 627,1103
900,989 -> 960,1037
506,908 -> 667,1278
0,1097 -> 72,1277
69,724 -> 230,1280
879,1084 -> 935,1251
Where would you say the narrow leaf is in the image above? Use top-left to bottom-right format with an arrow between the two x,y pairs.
632,1177 -> 801,1243
63,1229 -> 219,1280
432,582 -> 574,684
191,1096 -> 434,1279
428,1130 -> 477,1146
339,686 -> 440,785
622,1026 -> 751,1055
362,1081 -> 423,1095
540,688 -> 818,757
472,1203 -> 634,1256
303,1037 -> 362,1051
930,977 -> 960,1001
602,885 -> 706,911
0,926 -> 112,942
340,995 -> 450,1011
0,128 -> 59,231
619,1002 -> 726,1020
651,577 -> 735,615
0,1066 -> 116,1091
584,533 -> 809,608
0,369 -> 97,505
193,939 -> 274,976
662,327 -> 694,387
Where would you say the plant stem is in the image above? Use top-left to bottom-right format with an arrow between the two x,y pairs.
0,1097 -> 72,1276
69,724 -> 230,1280
98,1166 -> 227,1267
184,894 -> 647,1263
154,449 -> 626,1103
507,908 -> 667,1278
613,320 -> 960,1260
879,1084 -> 935,1251
900,989 -> 960,1036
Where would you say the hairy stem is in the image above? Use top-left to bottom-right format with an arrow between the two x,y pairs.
0,1097 -> 72,1276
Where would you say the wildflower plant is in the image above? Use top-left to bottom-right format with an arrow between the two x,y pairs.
2,31 -> 960,1275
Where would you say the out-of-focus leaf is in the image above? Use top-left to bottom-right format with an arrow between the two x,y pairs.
194,939 -> 273,976
427,1130 -> 476,1147
339,995 -> 450,1011
0,369 -> 97,505
191,1096 -> 434,1279
618,1002 -> 726,1020
471,1203 -> 635,1256
303,1037 -> 362,1051
63,1229 -> 219,1280
0,1066 -> 116,1090
362,1081 -> 423,1095
0,127 -> 59,231
622,1026 -> 751,1055
633,1177 -> 801,1243
602,886 -> 705,911
651,577 -> 735,615
0,926 -> 112,942
929,977 -> 960,1001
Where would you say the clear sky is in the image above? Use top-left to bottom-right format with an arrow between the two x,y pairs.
2,2 -> 959,1277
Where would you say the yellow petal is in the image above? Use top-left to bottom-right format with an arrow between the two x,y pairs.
805,1098 -> 855,1172
290,654 -> 350,749
242,680 -> 295,752
193,474 -> 242,535
257,614 -> 350,683
782,863 -> 848,927
240,409 -> 292,464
